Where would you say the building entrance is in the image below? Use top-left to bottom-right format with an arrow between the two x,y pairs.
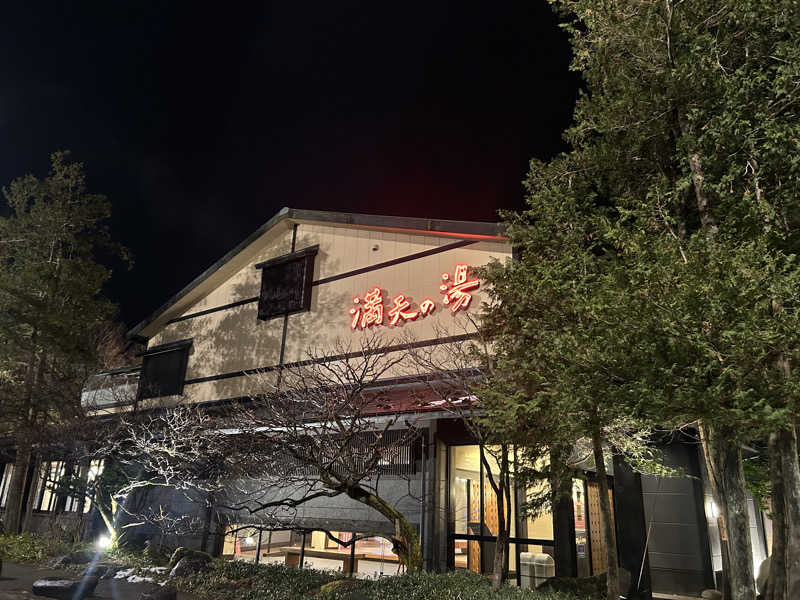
446,444 -> 617,588
447,444 -> 555,588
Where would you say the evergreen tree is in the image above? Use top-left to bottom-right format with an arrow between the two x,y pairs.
0,151 -> 129,533
482,2 -> 800,599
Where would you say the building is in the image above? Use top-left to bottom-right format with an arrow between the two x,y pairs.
2,208 -> 771,598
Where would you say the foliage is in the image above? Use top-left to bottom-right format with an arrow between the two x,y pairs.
174,560 -> 584,600
0,533 -> 86,563
0,151 -> 131,533
175,560 -> 343,600
743,452 -> 771,514
528,0 -> 800,437
103,544 -> 171,569
319,570 -> 583,600
0,151 -> 130,429
479,1 -> 800,597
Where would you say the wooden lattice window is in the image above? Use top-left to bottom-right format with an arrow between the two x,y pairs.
255,245 -> 319,321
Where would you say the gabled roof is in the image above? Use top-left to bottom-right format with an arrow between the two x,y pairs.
127,207 -> 505,341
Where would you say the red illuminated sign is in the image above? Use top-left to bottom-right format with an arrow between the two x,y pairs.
388,294 -> 419,326
349,286 -> 384,329
440,264 -> 479,312
419,298 -> 436,316
349,264 -> 478,330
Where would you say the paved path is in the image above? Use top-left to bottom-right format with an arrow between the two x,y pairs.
0,562 -> 200,600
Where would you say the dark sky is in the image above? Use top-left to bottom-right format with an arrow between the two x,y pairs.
0,1 -> 578,328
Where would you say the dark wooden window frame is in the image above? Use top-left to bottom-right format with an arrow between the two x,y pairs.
254,245 -> 319,321
138,339 -> 193,400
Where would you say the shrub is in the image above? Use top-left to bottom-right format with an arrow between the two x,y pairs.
175,559 -> 345,600
318,570 -> 585,600
0,533 -> 83,563
103,545 -> 171,569
174,561 -> 587,600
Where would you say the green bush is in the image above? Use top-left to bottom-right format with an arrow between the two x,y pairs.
319,570 -> 584,600
103,545 -> 170,569
0,533 -> 84,563
176,559 -> 345,600
175,561 -> 586,600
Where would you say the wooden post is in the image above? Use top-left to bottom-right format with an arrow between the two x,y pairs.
255,529 -> 263,565
299,531 -> 307,569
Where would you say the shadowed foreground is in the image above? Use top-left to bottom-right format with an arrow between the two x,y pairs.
0,562 -> 199,600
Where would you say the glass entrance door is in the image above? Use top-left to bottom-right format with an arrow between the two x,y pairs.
447,444 -> 555,587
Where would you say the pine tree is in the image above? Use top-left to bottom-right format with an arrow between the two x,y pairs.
0,151 -> 129,533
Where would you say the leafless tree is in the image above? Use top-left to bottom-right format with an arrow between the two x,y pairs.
402,317 -> 521,588
114,333 -> 427,570
33,408 -> 197,549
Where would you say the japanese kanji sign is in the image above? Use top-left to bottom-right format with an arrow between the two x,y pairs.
440,263 -> 480,311
349,264 -> 479,330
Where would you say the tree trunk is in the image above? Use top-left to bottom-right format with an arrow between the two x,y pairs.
21,454 -> 41,533
201,492 -> 215,553
700,422 -> 755,600
490,446 -> 510,590
766,432 -> 786,600
550,445 -> 578,578
350,487 -> 423,571
777,426 -> 800,599
97,502 -> 117,544
6,341 -> 40,535
591,426 -> 620,600
3,439 -> 32,534
96,487 -> 128,548
678,118 -> 718,236
492,504 -> 509,590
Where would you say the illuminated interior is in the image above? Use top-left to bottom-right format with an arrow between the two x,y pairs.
448,445 -> 563,588
222,526 -> 401,578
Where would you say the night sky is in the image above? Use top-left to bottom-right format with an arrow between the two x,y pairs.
0,2 -> 578,328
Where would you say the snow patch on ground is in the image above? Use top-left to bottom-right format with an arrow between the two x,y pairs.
144,567 -> 168,573
114,568 -> 135,579
113,566 -> 168,584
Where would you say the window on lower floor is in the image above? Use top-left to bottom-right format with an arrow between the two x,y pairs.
32,460 -> 99,513
83,459 -> 105,513
34,461 -> 66,512
447,444 -> 615,588
62,459 -> 105,513
222,527 -> 296,563
221,527 -> 401,577
0,463 -> 14,507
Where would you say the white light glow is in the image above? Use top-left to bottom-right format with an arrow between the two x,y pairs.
96,535 -> 112,550
245,537 -> 255,545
